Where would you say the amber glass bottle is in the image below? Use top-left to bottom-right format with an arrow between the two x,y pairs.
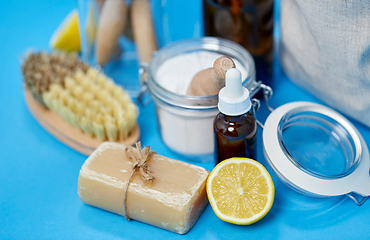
214,112 -> 257,165
203,0 -> 274,82
213,68 -> 257,165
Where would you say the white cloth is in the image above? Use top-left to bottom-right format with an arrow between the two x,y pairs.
280,0 -> 370,127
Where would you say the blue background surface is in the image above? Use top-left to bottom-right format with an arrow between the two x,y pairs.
1,0 -> 370,239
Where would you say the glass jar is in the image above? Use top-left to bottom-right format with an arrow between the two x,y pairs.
142,37 -> 259,162
77,0 -> 157,97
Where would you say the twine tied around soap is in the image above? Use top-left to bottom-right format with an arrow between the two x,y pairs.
123,141 -> 156,221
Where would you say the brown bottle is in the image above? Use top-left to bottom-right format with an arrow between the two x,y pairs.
214,112 -> 257,165
203,0 -> 274,80
213,68 -> 257,165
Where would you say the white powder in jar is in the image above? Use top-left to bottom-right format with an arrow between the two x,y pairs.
156,51 -> 248,95
153,51 -> 249,158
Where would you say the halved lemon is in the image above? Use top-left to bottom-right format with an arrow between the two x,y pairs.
207,158 -> 275,225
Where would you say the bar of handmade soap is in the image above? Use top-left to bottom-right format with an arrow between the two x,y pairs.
78,142 -> 209,234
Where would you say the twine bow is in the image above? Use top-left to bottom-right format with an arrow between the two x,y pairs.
123,142 -> 156,221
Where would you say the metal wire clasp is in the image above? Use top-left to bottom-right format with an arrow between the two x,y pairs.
347,193 -> 369,206
251,83 -> 274,129
136,63 -> 151,106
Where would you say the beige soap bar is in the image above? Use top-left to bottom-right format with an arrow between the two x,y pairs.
78,142 -> 209,234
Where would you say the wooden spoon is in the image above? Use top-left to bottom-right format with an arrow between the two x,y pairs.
186,56 -> 236,96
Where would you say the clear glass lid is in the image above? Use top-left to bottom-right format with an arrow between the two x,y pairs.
278,110 -> 360,179
262,102 -> 370,204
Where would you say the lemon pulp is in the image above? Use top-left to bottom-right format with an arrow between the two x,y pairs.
207,158 -> 274,225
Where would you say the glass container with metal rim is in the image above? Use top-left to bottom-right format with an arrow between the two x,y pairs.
139,37 -> 261,162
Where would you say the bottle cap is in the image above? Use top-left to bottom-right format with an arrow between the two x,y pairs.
218,68 -> 251,116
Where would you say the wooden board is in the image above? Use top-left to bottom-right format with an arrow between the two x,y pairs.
24,89 -> 140,156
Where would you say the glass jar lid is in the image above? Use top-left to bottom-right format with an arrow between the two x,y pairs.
263,102 -> 370,204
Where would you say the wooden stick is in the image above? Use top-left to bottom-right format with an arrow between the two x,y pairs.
96,0 -> 128,66
131,0 -> 157,64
